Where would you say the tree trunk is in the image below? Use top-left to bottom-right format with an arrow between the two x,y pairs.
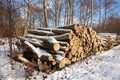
6,0 -> 13,57
43,0 -> 48,28
55,1 -> 62,26
24,0 -> 31,35
104,0 -> 107,32
99,0 -> 102,32
90,0 -> 94,28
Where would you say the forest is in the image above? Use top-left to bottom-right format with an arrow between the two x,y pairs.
0,0 -> 120,38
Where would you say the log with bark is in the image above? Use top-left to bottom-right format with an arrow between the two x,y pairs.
28,29 -> 55,36
57,24 -> 80,34
11,51 -> 39,70
18,36 -> 60,51
53,55 -> 67,69
37,28 -> 73,35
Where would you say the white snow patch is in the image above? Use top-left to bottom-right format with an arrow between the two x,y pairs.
24,41 -> 51,58
24,41 -> 42,58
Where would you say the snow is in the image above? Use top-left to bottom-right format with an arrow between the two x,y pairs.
24,41 -> 51,58
46,37 -> 59,44
41,45 -> 120,80
24,41 -> 42,58
0,39 -> 25,80
0,35 -> 120,80
40,49 -> 51,56
26,34 -> 59,43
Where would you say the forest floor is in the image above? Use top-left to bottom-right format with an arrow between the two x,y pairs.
0,33 -> 120,80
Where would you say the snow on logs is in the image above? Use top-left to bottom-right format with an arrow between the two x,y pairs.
19,35 -> 60,51
28,29 -> 55,36
16,24 -> 109,72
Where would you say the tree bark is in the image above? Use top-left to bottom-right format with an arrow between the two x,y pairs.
18,36 -> 60,51
28,29 -> 55,36
90,0 -> 94,28
43,0 -> 48,28
38,28 -> 73,35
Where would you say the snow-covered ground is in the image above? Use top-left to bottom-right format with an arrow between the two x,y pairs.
0,39 -> 25,80
0,34 -> 120,80
29,45 -> 120,80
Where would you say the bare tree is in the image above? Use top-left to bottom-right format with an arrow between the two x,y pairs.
103,0 -> 107,32
79,0 -> 91,27
23,0 -> 31,35
43,0 -> 48,27
90,0 -> 94,28
68,0 -> 74,24
6,0 -> 13,56
98,0 -> 102,32
55,0 -> 62,26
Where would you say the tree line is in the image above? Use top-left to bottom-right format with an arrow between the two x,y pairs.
0,0 -> 120,37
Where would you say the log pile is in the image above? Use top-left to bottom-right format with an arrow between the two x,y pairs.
98,35 -> 120,50
14,24 -> 117,72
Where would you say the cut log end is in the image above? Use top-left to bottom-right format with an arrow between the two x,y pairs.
58,58 -> 66,69
53,43 -> 60,51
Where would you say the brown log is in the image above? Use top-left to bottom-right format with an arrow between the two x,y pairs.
37,28 -> 73,35
67,59 -> 71,65
57,24 -> 80,34
65,59 -> 71,65
38,60 -> 50,71
11,51 -> 39,70
19,56 -> 39,70
24,41 -> 40,59
25,34 -> 63,51
28,29 -> 55,36
67,53 -> 72,60
53,55 -> 67,69
24,41 -> 54,60
40,55 -> 54,62
26,32 -> 74,41
81,52 -> 87,60
71,57 -> 77,63
69,38 -> 75,46
75,52 -> 79,57
17,36 -> 44,49
78,46 -> 83,54
54,32 -> 74,40
51,61 -> 56,65
39,57 -> 56,66
77,52 -> 81,58
18,36 -> 60,51
73,37 -> 80,46
71,45 -> 79,56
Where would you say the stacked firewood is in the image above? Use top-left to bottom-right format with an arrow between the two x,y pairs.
98,35 -> 120,51
15,24 -> 107,72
